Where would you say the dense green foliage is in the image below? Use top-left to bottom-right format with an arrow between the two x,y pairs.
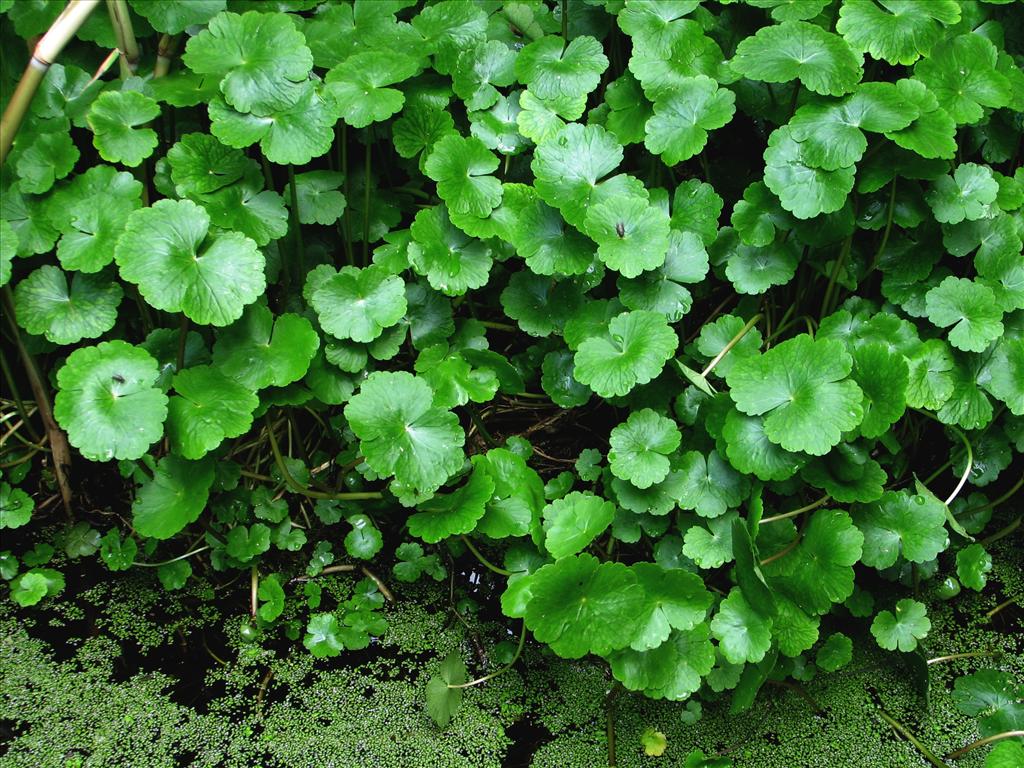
0,0 -> 1022,764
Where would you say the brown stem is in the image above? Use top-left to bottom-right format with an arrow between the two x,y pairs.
1,287 -> 73,517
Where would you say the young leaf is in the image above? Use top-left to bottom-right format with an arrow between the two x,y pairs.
584,195 -> 670,278
408,205 -> 493,296
926,163 -> 999,224
54,341 -> 168,462
407,469 -> 493,543
871,598 -> 930,652
344,371 -> 465,495
816,632 -> 853,672
0,482 -> 33,529
763,127 -> 856,220
286,170 -> 346,226
609,625 -> 715,701
87,91 -> 160,167
677,450 -> 749,518
304,613 -> 345,658
115,199 -> 264,326
630,562 -> 713,651
326,52 -> 420,129
956,543 -> 992,591
914,33 -> 1011,125
257,574 -> 285,622
542,491 -> 615,559
132,455 -> 215,540
129,0 -> 226,35
14,130 -> 79,194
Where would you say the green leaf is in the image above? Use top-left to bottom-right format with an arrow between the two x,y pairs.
53,165 -> 142,273
724,236 -> 800,295
325,52 -> 419,128
914,34 -> 1011,125
415,345 -> 499,409
256,574 -> 285,621
853,490 -> 948,568
801,443 -> 886,503
208,82 -> 336,165
763,126 -> 856,219
411,0 -> 487,76
99,529 -> 137,571
850,343 -> 909,438
11,568 -> 64,607
393,541 -> 446,583
644,75 -> 735,165
542,491 -> 615,559
472,448 -> 545,539
226,523 -> 271,562
926,163 -> 999,224
618,1 -> 700,52
469,92 -> 529,156
628,20 -> 727,102
453,40 -> 517,112
765,509 -> 864,615
871,598 -> 930,652
836,0 -> 960,65
157,560 -> 191,591
132,455 -> 215,540
115,199 -> 264,326
213,304 -> 319,390
0,482 -> 33,529
408,205 -> 493,296
956,543 -> 992,591
981,338 -> 1024,416
618,230 -> 708,321
787,82 -> 919,170
424,134 -> 503,218
523,553 -> 643,658
986,742 -> 1024,768
683,511 -> 737,568
584,195 -> 670,278
906,339 -> 955,410
609,625 -> 715,701
182,10 -> 312,114
286,171 -> 346,226
87,90 -> 159,167
531,123 -> 623,229
13,265 -> 122,344
514,35 -> 608,101
54,341 -> 168,462
393,103 -> 456,160
641,728 -> 668,757
14,130 -> 79,194
575,310 -> 678,398
507,193 -> 596,276
166,365 -> 258,460
344,371 -> 465,495
167,132 -> 252,197
722,407 -> 807,482
884,78 -> 957,160
407,469 -> 493,543
695,314 -> 763,378
815,632 -> 853,672
304,613 -> 344,658
605,73 -> 653,146
426,651 -> 467,728
608,409 -> 681,489
726,335 -> 863,456
677,450 -> 749,518
311,265 -> 407,343
0,219 -> 14,287
630,562 -> 713,651
925,276 -> 1004,353
710,588 -> 774,664
129,0 -> 226,35
541,349 -> 591,408
731,21 -> 863,97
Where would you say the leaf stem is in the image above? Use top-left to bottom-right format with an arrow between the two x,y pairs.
946,731 -> 1024,760
363,135 -> 371,266
759,494 -> 829,525
925,650 -> 1002,665
132,545 -> 210,568
868,178 -> 897,274
250,565 -> 259,618
287,163 -> 305,280
154,33 -> 180,78
465,405 -> 498,447
106,0 -> 139,76
910,409 -> 973,506
561,0 -> 568,40
984,596 -> 1019,620
460,535 -> 514,576
264,414 -> 383,501
820,233 -> 853,319
979,514 -> 1021,547
175,314 -> 189,373
447,621 -> 526,689
876,708 -> 952,768
701,313 -> 763,377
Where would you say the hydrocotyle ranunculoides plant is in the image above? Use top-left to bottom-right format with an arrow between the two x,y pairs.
1,0 -> 1022,743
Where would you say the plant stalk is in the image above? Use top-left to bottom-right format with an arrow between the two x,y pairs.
701,313 -> 763,377
106,0 -> 139,76
876,708 -> 952,768
0,0 -> 101,164
447,621 -> 526,689
460,535 -> 514,576
946,731 -> 1024,760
